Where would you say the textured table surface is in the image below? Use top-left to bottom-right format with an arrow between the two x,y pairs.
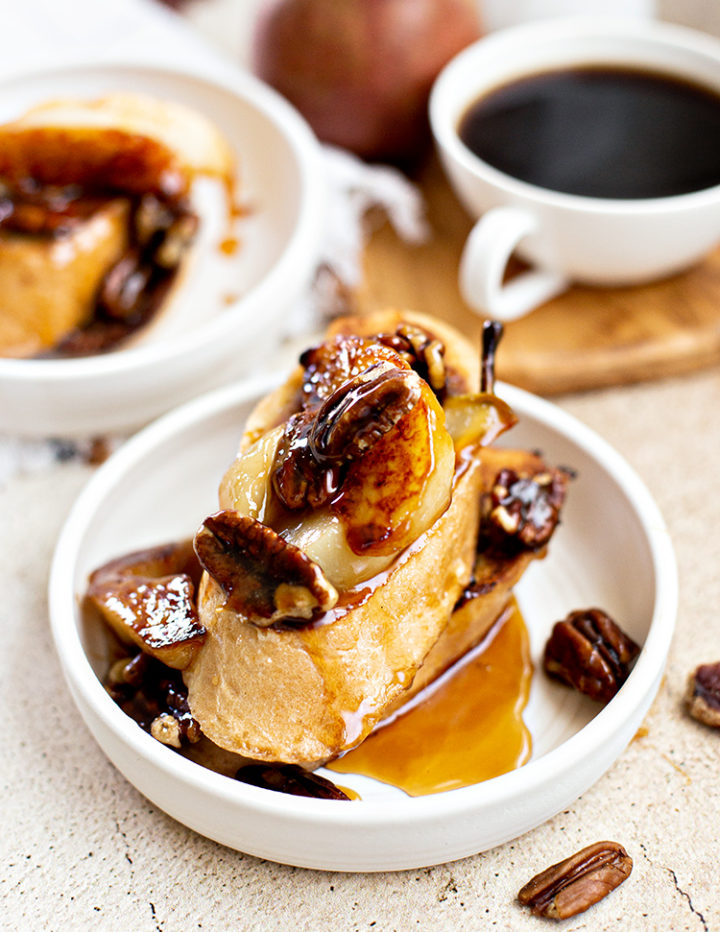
3,3 -> 719,930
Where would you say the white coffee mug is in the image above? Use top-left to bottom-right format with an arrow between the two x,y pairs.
429,19 -> 720,321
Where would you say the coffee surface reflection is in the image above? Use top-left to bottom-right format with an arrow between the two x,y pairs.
459,66 -> 720,199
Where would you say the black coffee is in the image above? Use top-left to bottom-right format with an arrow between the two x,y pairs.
458,66 -> 720,199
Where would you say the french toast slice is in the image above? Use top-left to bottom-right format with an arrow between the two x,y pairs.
187,450 -> 485,764
184,311 -> 559,765
87,310 -> 567,769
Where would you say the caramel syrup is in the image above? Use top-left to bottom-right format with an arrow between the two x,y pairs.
328,599 -> 532,795
219,236 -> 240,256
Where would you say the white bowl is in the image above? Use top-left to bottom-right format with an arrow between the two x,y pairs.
49,378 -> 677,871
0,62 -> 325,436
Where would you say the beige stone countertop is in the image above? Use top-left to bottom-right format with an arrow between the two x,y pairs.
3,3 -> 720,931
4,367 -> 719,931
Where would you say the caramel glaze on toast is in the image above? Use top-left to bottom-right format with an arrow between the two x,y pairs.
185,311 -> 565,766
88,310 -> 567,770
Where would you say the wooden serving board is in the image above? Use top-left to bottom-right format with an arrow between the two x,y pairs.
354,155 -> 720,395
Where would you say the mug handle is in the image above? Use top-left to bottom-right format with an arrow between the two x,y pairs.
459,206 -> 569,322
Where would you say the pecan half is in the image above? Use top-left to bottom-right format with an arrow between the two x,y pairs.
299,333 -> 407,407
377,323 -> 447,396
234,763 -> 350,800
685,661 -> 720,727
518,841 -> 633,920
105,651 -> 201,747
483,467 -> 569,554
98,195 -> 196,322
194,511 -> 338,625
272,410 -> 342,510
309,362 -> 421,462
98,248 -> 153,322
544,608 -> 641,703
273,362 -> 422,510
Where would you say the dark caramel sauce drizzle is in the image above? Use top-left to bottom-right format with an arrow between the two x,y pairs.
328,599 -> 532,795
0,174 -> 201,357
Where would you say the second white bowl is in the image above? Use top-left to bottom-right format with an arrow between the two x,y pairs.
0,61 -> 325,436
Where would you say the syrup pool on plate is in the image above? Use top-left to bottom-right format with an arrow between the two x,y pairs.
328,599 -> 533,796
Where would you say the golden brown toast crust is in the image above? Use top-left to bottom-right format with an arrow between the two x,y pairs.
188,454 -> 483,764
383,448 -> 546,717
186,310 -> 552,765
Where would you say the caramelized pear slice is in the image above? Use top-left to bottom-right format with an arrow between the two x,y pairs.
219,423 -> 394,591
87,540 -> 205,669
332,385 -> 455,556
221,346 -> 455,585
443,393 -> 517,450
219,426 -> 284,523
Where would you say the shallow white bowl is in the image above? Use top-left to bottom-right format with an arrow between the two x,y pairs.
0,62 -> 324,436
49,378 -> 677,871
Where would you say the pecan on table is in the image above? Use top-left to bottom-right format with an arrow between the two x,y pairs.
518,841 -> 633,920
235,763 -> 350,800
483,467 -> 569,554
543,608 -> 641,703
685,661 -> 720,727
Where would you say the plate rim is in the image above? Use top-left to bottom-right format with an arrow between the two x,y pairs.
48,377 -> 678,833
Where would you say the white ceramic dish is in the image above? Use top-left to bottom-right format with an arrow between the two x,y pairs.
0,61 -> 324,436
49,377 -> 677,871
